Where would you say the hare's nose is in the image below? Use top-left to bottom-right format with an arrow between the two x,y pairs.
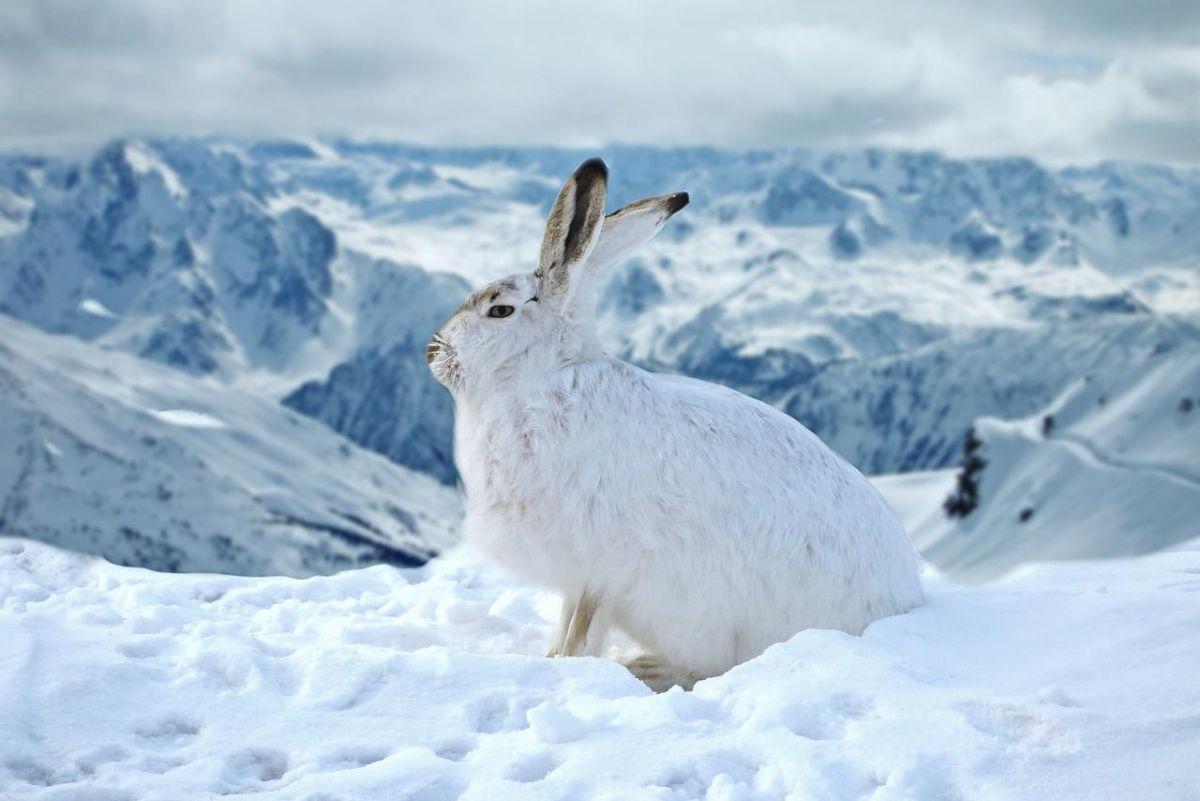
426,339 -> 440,364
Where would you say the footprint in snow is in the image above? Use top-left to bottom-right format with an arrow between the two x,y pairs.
467,692 -> 539,734
781,693 -> 872,740
3,757 -> 69,788
432,735 -> 477,762
315,747 -> 389,772
656,750 -> 758,798
218,748 -> 289,792
135,717 -> 201,747
959,701 -> 1078,754
118,636 -> 170,659
505,750 -> 560,783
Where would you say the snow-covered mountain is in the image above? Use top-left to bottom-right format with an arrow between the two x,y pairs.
0,315 -> 459,576
785,314 -> 1195,474
2,136 -> 1198,573
0,140 -> 469,483
891,341 -> 1200,582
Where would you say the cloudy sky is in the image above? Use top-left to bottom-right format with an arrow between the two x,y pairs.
2,0 -> 1198,163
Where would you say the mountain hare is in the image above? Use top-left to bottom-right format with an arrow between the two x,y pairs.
428,158 -> 924,691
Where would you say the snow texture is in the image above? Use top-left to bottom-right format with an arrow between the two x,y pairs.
1,534 -> 1198,800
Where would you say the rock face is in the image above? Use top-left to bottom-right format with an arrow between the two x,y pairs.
278,257 -> 468,483
0,141 -> 335,377
283,341 -> 458,484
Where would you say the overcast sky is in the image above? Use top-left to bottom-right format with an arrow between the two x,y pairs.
2,0 -> 1198,163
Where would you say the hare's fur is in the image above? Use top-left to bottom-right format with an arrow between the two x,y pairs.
429,159 -> 923,687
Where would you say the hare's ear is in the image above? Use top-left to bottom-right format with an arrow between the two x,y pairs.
589,192 -> 688,273
537,158 -> 608,301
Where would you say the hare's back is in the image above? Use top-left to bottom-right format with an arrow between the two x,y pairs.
544,362 -> 902,537
583,365 -> 921,658
648,371 -> 861,487
579,364 -> 896,532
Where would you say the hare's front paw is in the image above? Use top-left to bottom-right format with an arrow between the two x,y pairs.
545,595 -> 575,658
546,591 -> 606,659
622,654 -> 698,693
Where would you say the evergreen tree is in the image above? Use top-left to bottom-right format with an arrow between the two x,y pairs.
944,426 -> 986,518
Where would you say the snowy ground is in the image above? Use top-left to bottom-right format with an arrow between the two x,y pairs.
2,535 -> 1198,800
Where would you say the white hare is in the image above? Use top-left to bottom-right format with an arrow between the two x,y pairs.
427,159 -> 923,691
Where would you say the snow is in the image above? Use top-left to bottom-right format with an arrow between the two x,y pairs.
149,409 -> 227,429
2,535 -> 1198,800
78,298 -> 119,319
123,141 -> 187,199
870,469 -> 957,541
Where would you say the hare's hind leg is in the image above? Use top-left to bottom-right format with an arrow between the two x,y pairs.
623,654 -> 698,693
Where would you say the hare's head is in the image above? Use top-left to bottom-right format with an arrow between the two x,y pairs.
427,158 -> 687,397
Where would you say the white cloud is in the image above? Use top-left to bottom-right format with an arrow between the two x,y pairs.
1,0 -> 1197,163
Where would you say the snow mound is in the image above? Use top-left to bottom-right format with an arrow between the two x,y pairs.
2,536 -> 1198,800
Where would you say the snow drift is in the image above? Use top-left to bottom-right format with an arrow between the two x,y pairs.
2,535 -> 1198,800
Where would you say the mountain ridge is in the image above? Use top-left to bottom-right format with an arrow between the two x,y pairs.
1,136 -> 1197,572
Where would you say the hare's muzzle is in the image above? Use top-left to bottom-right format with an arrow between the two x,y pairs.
426,333 -> 458,388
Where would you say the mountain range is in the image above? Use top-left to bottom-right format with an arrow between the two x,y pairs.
1,137 -> 1197,574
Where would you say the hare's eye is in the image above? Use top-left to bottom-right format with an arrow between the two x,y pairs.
487,304 -> 515,319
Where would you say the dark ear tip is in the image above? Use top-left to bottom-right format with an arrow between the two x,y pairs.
576,157 -> 608,184
666,191 -> 689,214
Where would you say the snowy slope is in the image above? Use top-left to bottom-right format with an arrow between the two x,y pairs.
892,343 -> 1200,582
0,315 -> 460,576
2,535 -> 1198,800
785,314 -> 1194,474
